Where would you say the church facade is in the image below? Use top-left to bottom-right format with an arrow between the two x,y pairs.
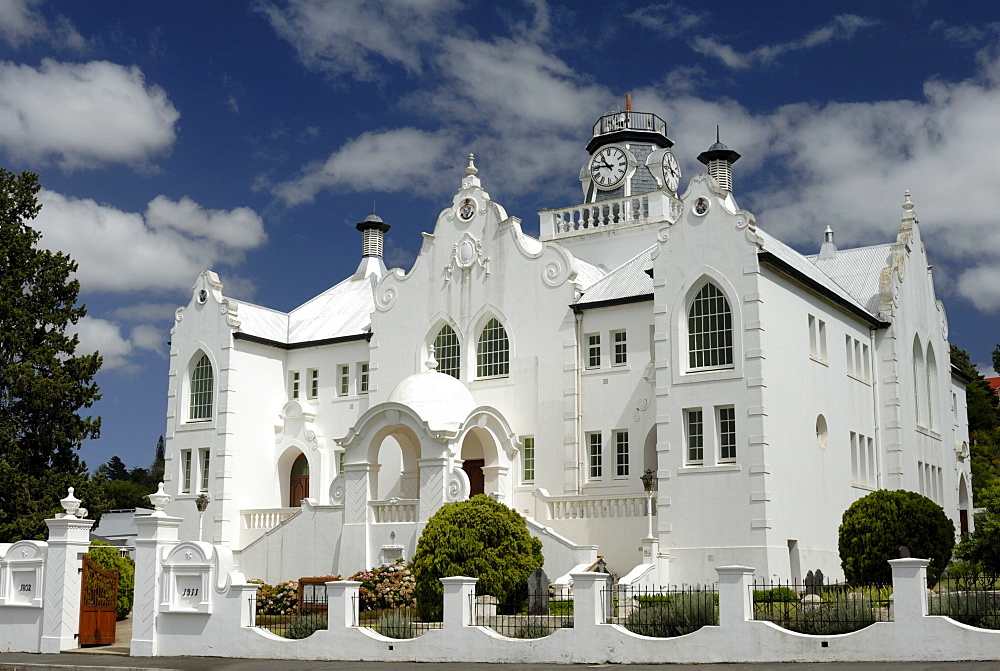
162,104 -> 972,586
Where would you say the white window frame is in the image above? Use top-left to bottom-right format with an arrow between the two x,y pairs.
615,430 -> 629,477
612,330 -> 627,366
686,409 -> 704,464
588,432 -> 603,479
188,353 -> 214,421
359,362 -> 370,394
718,406 -> 736,462
522,436 -> 535,483
308,368 -> 319,399
181,449 -> 193,493
434,324 -> 461,379
477,317 -> 510,378
687,282 -> 734,371
200,448 -> 211,492
339,365 -> 350,396
290,370 -> 300,400
586,333 -> 601,369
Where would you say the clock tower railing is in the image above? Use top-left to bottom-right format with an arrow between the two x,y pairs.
539,191 -> 682,242
592,111 -> 666,139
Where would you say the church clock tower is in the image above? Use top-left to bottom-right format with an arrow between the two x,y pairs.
581,94 -> 679,203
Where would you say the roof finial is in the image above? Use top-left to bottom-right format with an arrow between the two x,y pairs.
902,190 -> 914,211
425,353 -> 439,371
465,153 -> 478,176
371,198 -> 377,215
716,125 -> 720,143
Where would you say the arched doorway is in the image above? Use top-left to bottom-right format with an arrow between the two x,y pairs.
959,473 -> 970,535
460,429 -> 488,497
289,453 -> 309,507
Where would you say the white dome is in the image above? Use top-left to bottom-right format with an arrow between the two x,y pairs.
386,368 -> 476,427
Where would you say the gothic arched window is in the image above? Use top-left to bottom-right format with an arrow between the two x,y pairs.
688,282 -> 733,370
189,353 -> 214,420
434,324 -> 460,378
477,318 -> 509,378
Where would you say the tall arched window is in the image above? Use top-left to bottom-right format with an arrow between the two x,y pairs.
688,282 -> 733,370
926,344 -> 938,431
434,324 -> 460,378
477,317 -> 509,378
912,337 -> 924,427
189,353 -> 214,420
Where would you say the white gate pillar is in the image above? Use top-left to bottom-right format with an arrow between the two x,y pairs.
131,484 -> 182,656
40,489 -> 95,653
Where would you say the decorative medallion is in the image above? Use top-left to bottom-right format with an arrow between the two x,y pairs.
445,232 -> 489,282
198,289 -> 208,304
459,198 -> 476,221
693,197 -> 710,216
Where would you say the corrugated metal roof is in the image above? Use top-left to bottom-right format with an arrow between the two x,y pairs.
576,245 -> 654,305
575,258 -> 607,289
756,229 -> 876,319
808,244 -> 891,315
232,274 -> 375,345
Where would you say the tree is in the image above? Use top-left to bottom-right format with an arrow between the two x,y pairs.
0,169 -> 102,542
951,345 -> 1000,504
97,455 -> 129,481
993,343 -> 1000,377
88,541 -> 135,620
839,489 -> 955,587
411,494 -> 544,620
150,435 -> 165,485
955,483 -> 1000,584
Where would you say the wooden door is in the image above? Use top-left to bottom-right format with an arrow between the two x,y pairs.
290,453 -> 310,507
79,555 -> 118,646
462,459 -> 485,497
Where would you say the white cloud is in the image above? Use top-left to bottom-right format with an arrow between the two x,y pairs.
109,302 -> 179,323
627,3 -> 705,38
130,324 -> 165,354
692,14 -> 877,69
34,190 -> 267,294
0,0 -> 85,50
273,128 -> 460,205
255,0 -> 457,82
69,316 -> 135,372
0,59 -> 179,169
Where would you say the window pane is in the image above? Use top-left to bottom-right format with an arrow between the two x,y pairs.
719,407 -> 736,461
523,437 -> 535,482
616,430 -> 629,476
687,410 -> 704,463
434,325 -> 461,378
189,355 -> 213,420
589,433 -> 602,478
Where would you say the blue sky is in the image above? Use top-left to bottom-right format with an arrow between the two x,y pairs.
1,0 -> 998,472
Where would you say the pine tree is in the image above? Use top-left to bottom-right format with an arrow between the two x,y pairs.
0,169 -> 102,541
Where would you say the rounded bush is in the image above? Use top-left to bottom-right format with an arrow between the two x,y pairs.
284,613 -> 326,639
839,489 -> 955,587
87,542 -> 134,621
624,592 -> 718,638
412,494 -> 543,621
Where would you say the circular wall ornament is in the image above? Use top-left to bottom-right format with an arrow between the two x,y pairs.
693,197 -> 710,216
197,289 -> 208,304
459,198 -> 476,221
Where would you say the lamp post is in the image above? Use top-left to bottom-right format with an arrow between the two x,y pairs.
641,468 -> 657,539
195,493 -> 210,542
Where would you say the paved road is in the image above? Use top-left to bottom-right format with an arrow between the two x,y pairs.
2,655 -> 999,671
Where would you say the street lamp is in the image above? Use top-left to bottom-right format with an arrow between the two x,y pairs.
195,493 -> 211,542
641,468 -> 657,539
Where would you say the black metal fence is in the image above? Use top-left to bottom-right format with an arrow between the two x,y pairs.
357,602 -> 440,639
751,580 -> 892,634
607,585 -> 719,637
472,592 -> 574,638
248,594 -> 328,639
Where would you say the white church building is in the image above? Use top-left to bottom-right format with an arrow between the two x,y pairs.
161,103 -> 972,587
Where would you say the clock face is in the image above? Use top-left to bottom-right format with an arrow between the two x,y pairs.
589,146 -> 629,189
662,150 -> 681,192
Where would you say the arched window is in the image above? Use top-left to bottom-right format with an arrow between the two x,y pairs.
688,282 -> 733,370
434,324 -> 460,379
189,353 -> 214,420
912,337 -> 924,427
477,318 -> 509,378
926,344 -> 938,431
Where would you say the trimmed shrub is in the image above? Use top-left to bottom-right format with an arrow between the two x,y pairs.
784,596 -> 876,635
624,592 -> 718,637
928,591 -> 1000,629
349,561 -> 415,611
753,587 -> 799,603
412,494 -> 543,621
284,613 -> 327,639
839,489 -> 955,587
87,541 -> 134,621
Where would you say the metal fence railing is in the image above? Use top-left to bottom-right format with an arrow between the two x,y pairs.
928,571 -> 1000,630
248,594 -> 328,639
358,605 -> 441,639
607,585 -> 718,637
473,592 -> 574,638
751,580 -> 891,634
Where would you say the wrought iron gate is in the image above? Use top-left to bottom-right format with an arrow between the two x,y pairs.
79,555 -> 118,645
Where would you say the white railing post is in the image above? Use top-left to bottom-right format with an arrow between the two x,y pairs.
889,557 -> 930,623
716,565 -> 755,630
570,571 -> 611,630
441,576 -> 478,629
130,511 -> 182,656
327,580 -> 361,630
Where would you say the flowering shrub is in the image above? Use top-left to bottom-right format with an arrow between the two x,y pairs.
349,561 -> 415,611
249,578 -> 300,615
